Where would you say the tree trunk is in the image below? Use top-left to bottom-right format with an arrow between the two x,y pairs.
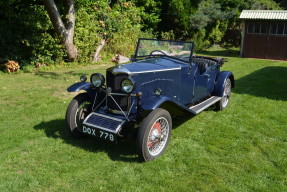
93,39 -> 106,62
43,0 -> 77,61
64,0 -> 77,60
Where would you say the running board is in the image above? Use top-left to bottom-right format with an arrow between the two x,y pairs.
189,96 -> 221,115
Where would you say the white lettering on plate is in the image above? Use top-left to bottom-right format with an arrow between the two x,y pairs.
83,126 -> 115,141
91,129 -> 96,136
83,126 -> 87,133
83,126 -> 94,135
100,131 -> 114,141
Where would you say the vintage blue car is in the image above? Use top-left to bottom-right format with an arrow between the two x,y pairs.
65,39 -> 234,162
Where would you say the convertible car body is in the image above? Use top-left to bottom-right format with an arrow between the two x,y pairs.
65,39 -> 234,161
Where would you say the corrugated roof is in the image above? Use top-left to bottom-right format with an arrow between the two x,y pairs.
240,10 -> 287,20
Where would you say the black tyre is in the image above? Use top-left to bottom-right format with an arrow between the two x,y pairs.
65,93 -> 92,138
136,108 -> 172,162
216,78 -> 231,111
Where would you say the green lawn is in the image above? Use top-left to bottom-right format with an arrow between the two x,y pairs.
1,53 -> 286,192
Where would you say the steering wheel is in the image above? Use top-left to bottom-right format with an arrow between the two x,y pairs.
149,50 -> 167,56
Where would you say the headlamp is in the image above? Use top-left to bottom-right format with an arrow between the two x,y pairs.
90,73 -> 105,88
121,78 -> 135,93
80,75 -> 87,82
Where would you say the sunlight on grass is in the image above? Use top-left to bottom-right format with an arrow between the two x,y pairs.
0,54 -> 286,191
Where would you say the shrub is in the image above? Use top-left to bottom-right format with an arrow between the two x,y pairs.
74,8 -> 101,63
161,30 -> 175,40
4,60 -> 20,73
192,29 -> 210,52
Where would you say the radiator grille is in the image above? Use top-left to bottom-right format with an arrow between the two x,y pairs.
106,71 -> 128,92
83,113 -> 125,133
106,71 -> 129,111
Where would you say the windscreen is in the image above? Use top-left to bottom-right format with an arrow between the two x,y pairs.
135,39 -> 194,62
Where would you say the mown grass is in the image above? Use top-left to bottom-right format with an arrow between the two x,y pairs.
0,53 -> 286,192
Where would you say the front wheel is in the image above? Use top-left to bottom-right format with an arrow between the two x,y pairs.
136,108 -> 172,162
216,78 -> 231,111
65,93 -> 92,138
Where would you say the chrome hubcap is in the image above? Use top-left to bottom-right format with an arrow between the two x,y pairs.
150,129 -> 160,141
147,117 -> 169,156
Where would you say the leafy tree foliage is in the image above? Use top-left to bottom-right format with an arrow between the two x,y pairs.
74,0 -> 158,62
155,0 -> 199,38
0,0 -> 284,69
0,0 -> 159,67
190,0 -> 224,30
0,0 -> 65,67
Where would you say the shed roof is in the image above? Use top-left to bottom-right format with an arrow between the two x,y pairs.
240,10 -> 287,20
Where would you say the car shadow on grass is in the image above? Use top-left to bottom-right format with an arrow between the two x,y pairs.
34,119 -> 139,162
34,116 -> 192,163
234,66 -> 287,101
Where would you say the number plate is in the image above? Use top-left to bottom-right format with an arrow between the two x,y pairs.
82,125 -> 117,143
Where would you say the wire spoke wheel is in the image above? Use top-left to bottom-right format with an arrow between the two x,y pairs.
66,93 -> 92,138
75,101 -> 92,128
216,78 -> 232,111
147,117 -> 169,156
221,79 -> 231,108
137,108 -> 172,162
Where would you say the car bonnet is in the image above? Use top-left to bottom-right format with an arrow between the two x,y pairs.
123,57 -> 184,74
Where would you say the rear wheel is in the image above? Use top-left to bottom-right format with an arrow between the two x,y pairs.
136,108 -> 172,162
216,78 -> 231,111
66,93 -> 92,138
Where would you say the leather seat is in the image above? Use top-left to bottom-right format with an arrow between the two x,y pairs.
192,57 -> 217,74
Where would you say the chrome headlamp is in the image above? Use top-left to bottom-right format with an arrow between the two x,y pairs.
90,73 -> 105,88
121,78 -> 135,93
80,75 -> 87,82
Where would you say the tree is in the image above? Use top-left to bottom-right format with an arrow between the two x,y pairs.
156,0 -> 199,39
75,0 -> 158,62
43,0 -> 77,61
190,0 -> 223,30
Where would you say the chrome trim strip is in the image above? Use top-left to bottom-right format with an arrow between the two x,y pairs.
189,96 -> 218,109
130,68 -> 181,74
110,92 -> 136,96
189,96 -> 222,114
108,109 -> 128,115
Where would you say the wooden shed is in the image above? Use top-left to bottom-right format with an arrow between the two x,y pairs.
240,10 -> 287,60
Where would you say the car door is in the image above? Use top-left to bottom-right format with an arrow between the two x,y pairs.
193,66 -> 209,102
179,64 -> 195,105
206,64 -> 219,94
193,60 -> 219,103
